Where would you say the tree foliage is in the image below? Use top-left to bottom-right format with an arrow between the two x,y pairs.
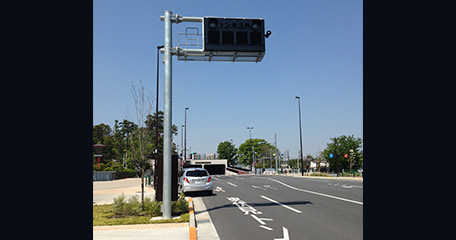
322,135 -> 363,173
216,141 -> 237,166
237,139 -> 278,166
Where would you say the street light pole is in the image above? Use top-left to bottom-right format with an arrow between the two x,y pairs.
155,45 -> 163,158
181,124 -> 184,164
247,126 -> 254,141
296,96 -> 304,176
184,107 -> 189,163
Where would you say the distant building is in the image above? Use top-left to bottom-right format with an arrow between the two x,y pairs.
185,159 -> 227,175
310,160 -> 329,171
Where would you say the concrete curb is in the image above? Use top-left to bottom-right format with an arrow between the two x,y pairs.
188,197 -> 197,240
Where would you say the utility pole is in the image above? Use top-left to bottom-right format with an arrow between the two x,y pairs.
296,96 -> 304,176
274,133 -> 278,175
334,137 -> 339,177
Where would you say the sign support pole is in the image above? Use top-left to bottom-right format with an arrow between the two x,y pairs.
158,11 -> 268,219
162,10 -> 172,219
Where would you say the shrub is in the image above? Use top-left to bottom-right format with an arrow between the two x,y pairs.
112,193 -> 127,215
125,195 -> 142,216
309,172 -> 330,177
111,193 -> 189,217
143,197 -> 162,216
112,194 -> 141,216
172,193 -> 188,215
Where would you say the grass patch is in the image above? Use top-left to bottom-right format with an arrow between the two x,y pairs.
309,172 -> 333,177
93,193 -> 189,226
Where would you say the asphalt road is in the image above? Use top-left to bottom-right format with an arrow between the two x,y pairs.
199,174 -> 363,240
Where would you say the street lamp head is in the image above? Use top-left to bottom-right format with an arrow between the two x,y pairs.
185,107 -> 189,110
295,96 -> 300,99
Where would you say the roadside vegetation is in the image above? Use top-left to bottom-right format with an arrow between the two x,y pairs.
93,193 -> 189,226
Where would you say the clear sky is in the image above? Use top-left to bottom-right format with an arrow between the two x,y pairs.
93,0 -> 363,159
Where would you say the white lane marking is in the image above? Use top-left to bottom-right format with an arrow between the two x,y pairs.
215,186 -> 225,192
227,197 -> 262,215
274,227 -> 290,240
259,225 -> 273,231
329,183 -> 363,189
251,214 -> 273,225
268,178 -> 363,205
260,195 -> 302,213
227,182 -> 238,187
264,185 -> 277,190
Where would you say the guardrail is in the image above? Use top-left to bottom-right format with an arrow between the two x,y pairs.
226,166 -> 250,174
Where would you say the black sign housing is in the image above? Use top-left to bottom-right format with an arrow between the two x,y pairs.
203,17 -> 265,52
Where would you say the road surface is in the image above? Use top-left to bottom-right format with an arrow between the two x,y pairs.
198,174 -> 363,240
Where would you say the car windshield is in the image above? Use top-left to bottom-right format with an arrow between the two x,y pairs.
186,170 -> 208,177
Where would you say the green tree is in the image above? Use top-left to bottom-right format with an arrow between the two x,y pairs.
93,123 -> 112,144
288,159 -> 298,168
145,111 -> 178,155
237,139 -> 278,166
217,141 -> 237,166
322,135 -> 363,174
93,123 -> 116,165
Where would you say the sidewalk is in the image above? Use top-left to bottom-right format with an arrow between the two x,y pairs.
93,178 -> 189,240
93,178 -> 156,205
93,223 -> 189,240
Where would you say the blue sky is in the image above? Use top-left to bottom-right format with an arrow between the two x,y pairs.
93,0 -> 363,159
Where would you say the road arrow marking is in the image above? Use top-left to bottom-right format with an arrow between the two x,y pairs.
251,214 -> 273,225
274,227 -> 289,240
227,197 -> 262,215
259,225 -> 273,231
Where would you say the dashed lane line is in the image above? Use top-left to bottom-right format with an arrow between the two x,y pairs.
227,182 -> 238,187
267,178 -> 363,205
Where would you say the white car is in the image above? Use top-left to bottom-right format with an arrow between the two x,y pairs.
178,168 -> 214,195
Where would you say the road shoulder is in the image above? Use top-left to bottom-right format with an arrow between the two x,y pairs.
193,196 -> 221,240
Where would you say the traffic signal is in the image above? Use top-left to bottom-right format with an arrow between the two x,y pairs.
203,17 -> 265,52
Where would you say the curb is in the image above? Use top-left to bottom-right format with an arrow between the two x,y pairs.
188,197 -> 197,240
